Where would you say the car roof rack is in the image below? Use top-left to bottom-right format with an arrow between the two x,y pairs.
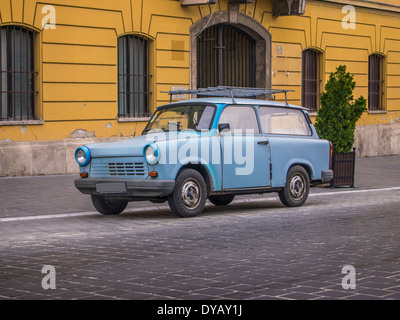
162,86 -> 294,105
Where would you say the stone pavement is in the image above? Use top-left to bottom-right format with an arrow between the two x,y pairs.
0,155 -> 399,302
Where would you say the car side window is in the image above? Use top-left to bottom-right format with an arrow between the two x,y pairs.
218,106 -> 260,134
259,106 -> 312,136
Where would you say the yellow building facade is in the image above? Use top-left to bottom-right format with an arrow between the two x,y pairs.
0,0 -> 399,176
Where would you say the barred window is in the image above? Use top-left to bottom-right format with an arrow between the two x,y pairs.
118,35 -> 151,118
368,54 -> 384,111
197,24 -> 256,88
302,49 -> 322,113
0,26 -> 36,121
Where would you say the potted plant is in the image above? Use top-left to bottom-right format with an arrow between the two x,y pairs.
314,65 -> 367,187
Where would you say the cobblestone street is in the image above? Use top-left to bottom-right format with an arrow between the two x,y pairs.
0,156 -> 400,301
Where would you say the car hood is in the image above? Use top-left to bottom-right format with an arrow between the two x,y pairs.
85,131 -> 205,158
85,132 -> 202,158
86,135 -> 156,158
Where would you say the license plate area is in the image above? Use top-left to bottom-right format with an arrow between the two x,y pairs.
96,182 -> 127,193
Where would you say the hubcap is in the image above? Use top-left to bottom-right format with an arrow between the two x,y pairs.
289,174 -> 305,200
181,178 -> 201,210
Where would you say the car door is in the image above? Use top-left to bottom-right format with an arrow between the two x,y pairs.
217,105 -> 271,189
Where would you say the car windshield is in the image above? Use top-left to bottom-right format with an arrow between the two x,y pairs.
143,105 -> 216,133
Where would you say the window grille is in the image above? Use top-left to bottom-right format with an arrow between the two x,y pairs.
302,49 -> 321,113
368,54 -> 384,111
0,26 -> 37,121
118,35 -> 151,118
197,24 -> 256,88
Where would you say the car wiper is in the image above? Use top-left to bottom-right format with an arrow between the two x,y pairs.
143,128 -> 165,134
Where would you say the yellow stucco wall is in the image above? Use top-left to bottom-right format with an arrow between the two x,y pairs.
0,0 -> 399,143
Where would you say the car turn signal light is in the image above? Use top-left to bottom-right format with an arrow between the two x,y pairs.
149,171 -> 158,177
80,172 -> 89,178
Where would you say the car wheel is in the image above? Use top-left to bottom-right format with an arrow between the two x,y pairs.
208,194 -> 235,206
168,169 -> 207,218
91,195 -> 128,215
278,165 -> 310,207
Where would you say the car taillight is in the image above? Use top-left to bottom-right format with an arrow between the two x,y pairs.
329,141 -> 333,169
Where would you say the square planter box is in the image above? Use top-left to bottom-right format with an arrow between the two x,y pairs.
330,148 -> 356,188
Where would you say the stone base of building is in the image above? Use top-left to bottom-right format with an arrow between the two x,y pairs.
0,137 -> 124,177
1,123 -> 399,177
354,123 -> 400,158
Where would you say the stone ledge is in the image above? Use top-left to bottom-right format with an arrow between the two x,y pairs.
354,122 -> 400,158
0,137 -> 126,177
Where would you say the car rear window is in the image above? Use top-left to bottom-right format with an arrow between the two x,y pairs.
258,106 -> 312,136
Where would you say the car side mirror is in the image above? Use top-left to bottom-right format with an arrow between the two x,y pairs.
218,123 -> 230,133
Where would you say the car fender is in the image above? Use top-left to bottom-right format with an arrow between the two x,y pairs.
170,159 -> 221,192
273,158 -> 315,187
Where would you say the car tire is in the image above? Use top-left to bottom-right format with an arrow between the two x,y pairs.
278,165 -> 310,207
168,169 -> 207,218
91,195 -> 128,215
208,194 -> 235,206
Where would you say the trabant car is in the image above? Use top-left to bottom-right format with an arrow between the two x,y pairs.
74,88 -> 333,218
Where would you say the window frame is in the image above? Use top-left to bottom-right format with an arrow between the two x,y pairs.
368,53 -> 385,112
302,48 -> 322,114
117,34 -> 152,120
0,25 -> 38,123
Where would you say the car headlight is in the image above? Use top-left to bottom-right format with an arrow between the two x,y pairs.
75,146 -> 91,166
144,143 -> 160,165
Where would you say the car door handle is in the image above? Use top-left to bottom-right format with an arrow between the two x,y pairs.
257,140 -> 269,145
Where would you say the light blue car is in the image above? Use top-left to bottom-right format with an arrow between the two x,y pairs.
74,88 -> 333,218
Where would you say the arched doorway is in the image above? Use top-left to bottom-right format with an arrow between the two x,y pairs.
190,12 -> 271,90
197,24 -> 256,88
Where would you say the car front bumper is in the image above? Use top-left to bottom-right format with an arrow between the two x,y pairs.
74,178 -> 175,198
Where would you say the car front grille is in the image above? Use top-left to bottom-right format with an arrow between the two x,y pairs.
90,157 -> 148,178
108,162 -> 146,176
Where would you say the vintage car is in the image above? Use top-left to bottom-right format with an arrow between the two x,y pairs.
74,87 -> 333,218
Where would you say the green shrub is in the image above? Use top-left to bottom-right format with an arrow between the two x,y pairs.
314,65 -> 367,153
